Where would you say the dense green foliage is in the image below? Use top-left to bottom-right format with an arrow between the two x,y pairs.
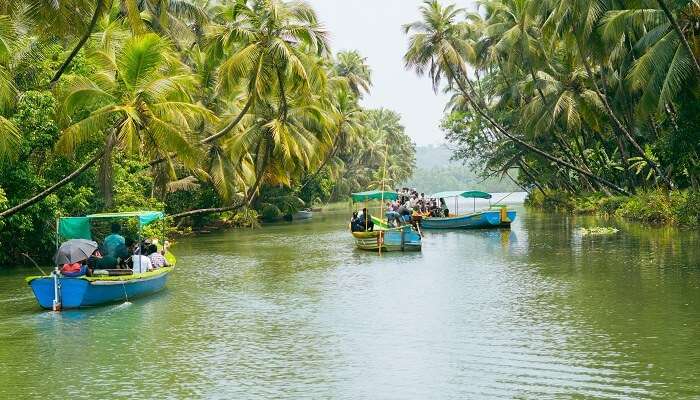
527,189 -> 700,225
0,0 -> 416,265
403,0 -> 700,225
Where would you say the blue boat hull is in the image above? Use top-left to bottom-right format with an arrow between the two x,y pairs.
352,225 -> 422,252
383,227 -> 422,251
423,210 -> 516,229
28,271 -> 171,309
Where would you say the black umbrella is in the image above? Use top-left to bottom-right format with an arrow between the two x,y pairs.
54,239 -> 99,265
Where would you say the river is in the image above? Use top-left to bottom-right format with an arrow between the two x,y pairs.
1,200 -> 700,399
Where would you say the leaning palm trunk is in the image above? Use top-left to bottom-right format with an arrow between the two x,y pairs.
657,0 -> 700,79
444,62 -> 630,196
200,95 -> 255,145
298,128 -> 345,193
576,39 -> 674,189
149,95 -> 255,168
50,0 -> 105,86
170,203 -> 245,219
172,140 -> 271,220
246,145 -> 272,207
0,151 -> 104,219
517,160 -> 547,197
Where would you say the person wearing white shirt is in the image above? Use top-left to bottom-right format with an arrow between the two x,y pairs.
132,254 -> 152,274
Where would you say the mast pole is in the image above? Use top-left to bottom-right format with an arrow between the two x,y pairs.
53,217 -> 61,311
379,138 -> 390,256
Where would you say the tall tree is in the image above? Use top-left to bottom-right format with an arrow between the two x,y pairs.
404,0 -> 630,194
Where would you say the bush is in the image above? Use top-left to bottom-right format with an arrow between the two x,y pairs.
260,204 -> 282,222
617,189 -> 675,224
671,191 -> 700,226
597,196 -> 627,215
525,190 -> 575,211
224,209 -> 260,228
526,189 -> 699,226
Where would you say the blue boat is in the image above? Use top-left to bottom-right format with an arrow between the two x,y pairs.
422,190 -> 517,230
26,211 -> 175,310
350,190 -> 422,252
27,267 -> 174,309
353,223 -> 422,252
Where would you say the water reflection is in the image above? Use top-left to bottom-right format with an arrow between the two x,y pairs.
1,206 -> 699,398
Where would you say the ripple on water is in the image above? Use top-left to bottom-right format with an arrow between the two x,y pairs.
1,209 -> 700,399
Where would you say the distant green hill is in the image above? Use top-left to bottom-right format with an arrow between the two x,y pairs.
403,145 -> 520,194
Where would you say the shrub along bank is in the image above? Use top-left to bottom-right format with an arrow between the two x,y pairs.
526,190 -> 700,226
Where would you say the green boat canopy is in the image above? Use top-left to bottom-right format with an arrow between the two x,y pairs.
58,211 -> 165,240
429,190 -> 493,200
351,190 -> 399,202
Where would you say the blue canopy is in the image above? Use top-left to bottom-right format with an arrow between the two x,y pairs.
58,211 -> 165,240
430,190 -> 492,200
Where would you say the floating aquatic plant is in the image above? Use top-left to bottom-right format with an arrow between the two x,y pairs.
579,227 -> 619,236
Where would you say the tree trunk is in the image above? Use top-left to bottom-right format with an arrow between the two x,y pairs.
517,159 -> 547,197
497,58 -> 513,88
246,144 -> 271,207
298,126 -> 344,192
443,61 -> 630,195
170,203 -> 245,220
150,95 -> 255,167
50,0 -> 105,86
200,95 -> 255,145
657,0 -> 700,79
576,38 -> 674,189
529,66 -> 547,105
0,151 -> 104,219
170,143 -> 271,221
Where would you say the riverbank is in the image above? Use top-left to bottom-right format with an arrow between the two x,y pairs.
526,189 -> 700,226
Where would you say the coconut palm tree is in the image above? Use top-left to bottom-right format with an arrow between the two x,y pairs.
404,0 -> 630,194
55,33 -> 212,206
544,0 -> 673,187
0,15 -> 20,161
203,0 -> 330,145
334,50 -> 372,98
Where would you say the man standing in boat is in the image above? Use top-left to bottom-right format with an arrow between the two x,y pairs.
103,223 -> 125,258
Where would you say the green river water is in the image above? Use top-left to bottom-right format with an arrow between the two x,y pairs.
1,205 -> 700,399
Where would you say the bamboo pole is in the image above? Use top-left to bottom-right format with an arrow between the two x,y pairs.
378,140 -> 390,256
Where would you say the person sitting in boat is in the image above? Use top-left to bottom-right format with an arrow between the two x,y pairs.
350,212 -> 363,232
411,206 -> 424,228
103,223 -> 125,258
132,250 -> 153,274
356,208 -> 374,232
398,202 -> 411,223
147,244 -> 169,269
439,198 -> 450,217
61,261 -> 88,277
386,206 -> 402,227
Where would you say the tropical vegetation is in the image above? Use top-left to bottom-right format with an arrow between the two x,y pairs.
0,0 -> 416,265
404,0 -> 700,225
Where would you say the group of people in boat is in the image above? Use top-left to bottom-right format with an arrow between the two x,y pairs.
60,223 -> 170,277
350,208 -> 375,232
390,188 -> 450,221
349,188 -> 451,232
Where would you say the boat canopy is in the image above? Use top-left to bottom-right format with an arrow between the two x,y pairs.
430,190 -> 493,200
58,211 -> 165,240
351,190 -> 399,202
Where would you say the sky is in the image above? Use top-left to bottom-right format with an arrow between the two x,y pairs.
307,0 -> 475,146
